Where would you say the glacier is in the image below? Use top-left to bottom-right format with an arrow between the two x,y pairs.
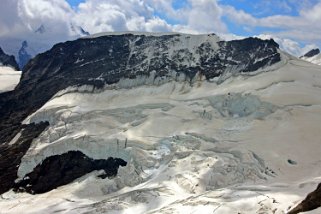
1,51 -> 321,213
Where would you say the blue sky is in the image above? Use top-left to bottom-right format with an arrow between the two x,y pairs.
67,0 -> 85,7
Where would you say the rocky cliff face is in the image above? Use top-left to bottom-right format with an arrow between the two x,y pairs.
0,33 -> 283,195
0,47 -> 19,70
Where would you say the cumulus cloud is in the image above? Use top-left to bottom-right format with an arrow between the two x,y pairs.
175,0 -> 227,33
0,0 -> 75,38
73,0 -> 157,32
148,0 -> 227,34
0,0 -> 230,57
256,34 -> 319,56
72,0 -> 227,34
0,0 -> 77,58
223,1 -> 321,44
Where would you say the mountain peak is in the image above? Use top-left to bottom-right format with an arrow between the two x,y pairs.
18,40 -> 32,70
35,24 -> 46,34
70,23 -> 90,37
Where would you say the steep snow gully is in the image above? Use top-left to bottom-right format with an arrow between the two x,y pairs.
0,33 -> 321,214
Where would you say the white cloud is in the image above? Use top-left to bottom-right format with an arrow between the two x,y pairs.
73,0 -> 157,32
256,34 -> 319,56
72,0 -> 227,34
0,0 -> 77,58
144,18 -> 172,32
223,1 -> 321,44
148,0 -> 227,34
179,0 -> 227,33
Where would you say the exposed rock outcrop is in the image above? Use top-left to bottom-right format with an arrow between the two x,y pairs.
14,151 -> 127,194
288,183 -> 321,214
0,121 -> 49,194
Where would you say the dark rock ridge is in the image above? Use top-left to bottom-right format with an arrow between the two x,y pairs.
301,48 -> 320,58
288,183 -> 321,214
0,121 -> 49,194
18,40 -> 32,70
0,33 -> 281,194
0,47 -> 19,70
14,151 -> 127,194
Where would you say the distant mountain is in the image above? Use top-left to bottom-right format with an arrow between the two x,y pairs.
70,23 -> 90,36
18,41 -> 32,69
300,48 -> 321,65
0,23 -> 90,70
34,24 -> 46,34
0,47 -> 19,70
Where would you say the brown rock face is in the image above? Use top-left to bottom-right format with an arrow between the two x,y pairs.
288,183 -> 321,214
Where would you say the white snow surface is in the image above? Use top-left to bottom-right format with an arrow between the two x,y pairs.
0,66 -> 21,93
301,53 -> 321,66
1,55 -> 321,214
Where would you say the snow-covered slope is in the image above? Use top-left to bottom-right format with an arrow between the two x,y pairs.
1,52 -> 321,213
0,66 -> 21,93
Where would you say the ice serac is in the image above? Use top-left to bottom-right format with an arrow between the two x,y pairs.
0,47 -> 19,71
